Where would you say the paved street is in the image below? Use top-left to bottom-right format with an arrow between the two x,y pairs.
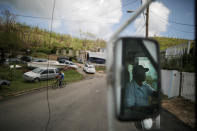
0,75 -> 136,131
0,74 -> 194,131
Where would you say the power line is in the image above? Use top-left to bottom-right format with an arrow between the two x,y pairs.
45,0 -> 56,131
135,23 -> 145,36
169,25 -> 194,34
100,0 -> 139,17
150,9 -> 195,27
13,13 -> 117,24
14,14 -> 51,20
149,10 -> 194,34
10,1 -> 140,25
133,16 -> 145,36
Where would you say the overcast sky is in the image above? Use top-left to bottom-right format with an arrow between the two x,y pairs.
0,0 -> 195,40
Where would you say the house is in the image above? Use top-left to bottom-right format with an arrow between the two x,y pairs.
162,41 -> 192,59
76,50 -> 88,63
75,47 -> 106,64
98,48 -> 106,53
56,48 -> 74,57
87,49 -> 106,64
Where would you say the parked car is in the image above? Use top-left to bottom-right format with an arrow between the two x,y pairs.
58,59 -> 67,64
23,67 -> 59,82
27,60 -> 67,69
76,57 -> 83,63
83,63 -> 95,74
0,79 -> 10,87
57,56 -> 69,62
5,58 -> 22,64
63,60 -> 78,69
95,58 -> 105,64
20,56 -> 33,62
33,58 -> 47,62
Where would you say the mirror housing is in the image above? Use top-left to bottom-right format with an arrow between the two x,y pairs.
109,37 -> 161,121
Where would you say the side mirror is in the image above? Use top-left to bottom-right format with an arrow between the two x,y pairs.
112,37 -> 161,121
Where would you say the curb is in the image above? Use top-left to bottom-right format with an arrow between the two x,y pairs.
0,86 -> 50,100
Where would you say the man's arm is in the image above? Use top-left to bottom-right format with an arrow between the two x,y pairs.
124,82 -> 135,108
151,91 -> 159,97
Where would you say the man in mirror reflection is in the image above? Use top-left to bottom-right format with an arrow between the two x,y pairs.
123,64 -> 158,129
125,65 -> 155,107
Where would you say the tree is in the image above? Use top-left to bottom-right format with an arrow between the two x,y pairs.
0,10 -> 22,63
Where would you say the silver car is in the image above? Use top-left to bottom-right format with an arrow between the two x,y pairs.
63,60 -> 78,69
23,67 -> 59,82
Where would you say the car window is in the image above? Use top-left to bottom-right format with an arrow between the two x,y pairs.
55,69 -> 59,73
41,70 -> 48,74
32,68 -> 44,73
89,65 -> 94,68
49,69 -> 55,74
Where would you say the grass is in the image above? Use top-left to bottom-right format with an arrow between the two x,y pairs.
31,52 -> 48,59
95,66 -> 106,72
0,65 -> 84,97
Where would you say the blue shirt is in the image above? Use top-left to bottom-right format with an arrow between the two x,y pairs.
59,72 -> 64,80
125,80 -> 155,107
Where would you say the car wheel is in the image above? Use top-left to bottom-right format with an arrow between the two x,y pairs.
34,78 -> 40,82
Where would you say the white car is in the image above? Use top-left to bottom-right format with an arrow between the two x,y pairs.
23,67 -> 59,82
64,60 -> 78,69
83,63 -> 96,74
27,60 -> 67,69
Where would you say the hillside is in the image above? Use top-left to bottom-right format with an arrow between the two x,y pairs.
0,21 -> 106,56
152,37 -> 193,51
0,20 -> 193,55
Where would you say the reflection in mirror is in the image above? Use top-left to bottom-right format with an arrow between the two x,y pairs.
119,38 -> 160,120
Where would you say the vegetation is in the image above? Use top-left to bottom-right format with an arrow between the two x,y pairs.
145,75 -> 157,90
152,36 -> 193,51
161,53 -> 195,72
95,66 -> 106,72
0,10 -> 106,61
0,10 -> 194,59
0,66 -> 84,97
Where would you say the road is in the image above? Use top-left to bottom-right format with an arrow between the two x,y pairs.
0,74 -> 194,131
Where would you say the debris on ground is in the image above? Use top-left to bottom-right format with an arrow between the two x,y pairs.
162,96 -> 195,128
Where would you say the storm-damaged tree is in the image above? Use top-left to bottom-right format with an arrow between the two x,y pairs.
0,10 -> 23,64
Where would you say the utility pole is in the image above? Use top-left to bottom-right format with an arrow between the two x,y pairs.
145,5 -> 149,37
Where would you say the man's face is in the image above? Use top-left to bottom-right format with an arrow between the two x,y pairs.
135,71 -> 146,82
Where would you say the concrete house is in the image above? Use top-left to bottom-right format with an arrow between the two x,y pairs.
56,48 -> 74,57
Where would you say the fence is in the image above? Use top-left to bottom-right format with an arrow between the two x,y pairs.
181,72 -> 195,102
161,70 -> 180,98
161,70 -> 195,102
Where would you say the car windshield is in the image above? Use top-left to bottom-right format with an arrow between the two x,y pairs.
70,62 -> 75,65
34,59 -> 47,62
89,65 -> 94,68
32,68 -> 44,73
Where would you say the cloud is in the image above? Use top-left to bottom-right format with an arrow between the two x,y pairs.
133,1 -> 170,37
0,0 -> 122,39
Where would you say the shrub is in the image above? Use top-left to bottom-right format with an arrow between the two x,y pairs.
161,54 -> 194,72
36,47 -> 51,54
31,52 -> 48,59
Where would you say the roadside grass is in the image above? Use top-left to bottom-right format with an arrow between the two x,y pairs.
0,65 -> 84,97
95,66 -> 106,72
63,69 -> 84,83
